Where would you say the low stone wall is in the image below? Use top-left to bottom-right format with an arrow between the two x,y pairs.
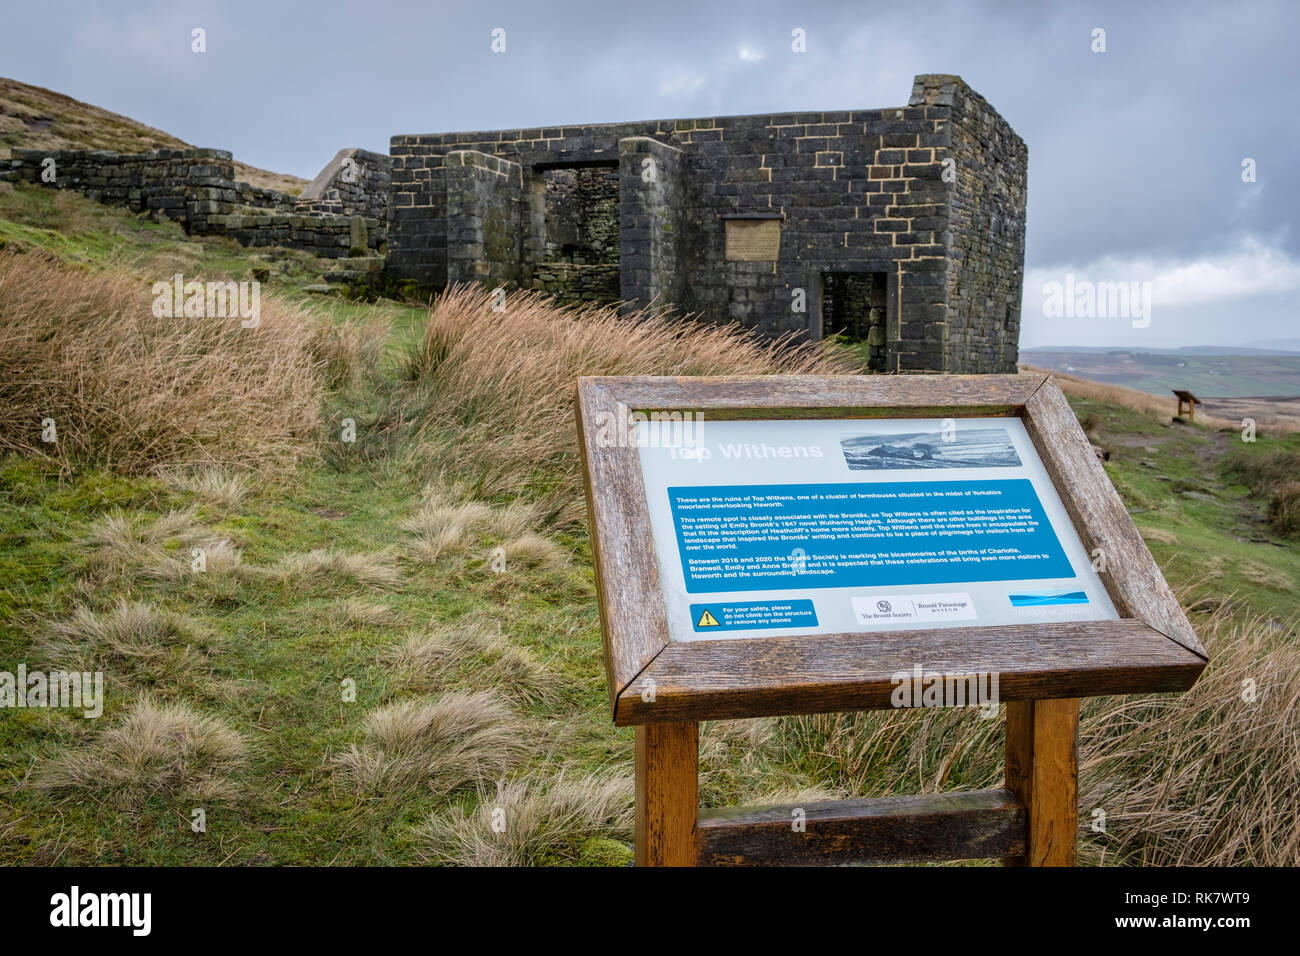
2,146 -> 386,259
296,148 -> 390,222
530,262 -> 621,305
205,210 -> 381,258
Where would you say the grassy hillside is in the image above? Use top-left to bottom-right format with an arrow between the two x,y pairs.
1,188 -> 1297,866
0,77 -> 307,195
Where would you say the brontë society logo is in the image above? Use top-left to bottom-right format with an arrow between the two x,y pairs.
49,886 -> 151,936
890,664 -> 999,716
0,665 -> 102,718
152,274 -> 261,328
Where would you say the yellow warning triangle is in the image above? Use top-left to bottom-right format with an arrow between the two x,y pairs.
697,609 -> 720,627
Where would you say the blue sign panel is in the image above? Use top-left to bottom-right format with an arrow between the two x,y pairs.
667,479 -> 1074,594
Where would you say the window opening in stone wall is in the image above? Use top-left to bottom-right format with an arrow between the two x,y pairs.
822,272 -> 888,372
533,162 -> 620,305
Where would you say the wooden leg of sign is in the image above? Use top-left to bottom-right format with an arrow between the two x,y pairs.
1003,698 -> 1078,867
635,722 -> 698,866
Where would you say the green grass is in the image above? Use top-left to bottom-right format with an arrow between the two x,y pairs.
1074,397 -> 1300,620
0,182 -> 401,306
0,454 -> 631,865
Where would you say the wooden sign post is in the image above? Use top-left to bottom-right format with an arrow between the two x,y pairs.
576,374 -> 1207,867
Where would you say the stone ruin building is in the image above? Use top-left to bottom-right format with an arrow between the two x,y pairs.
388,74 -> 1027,373
3,73 -> 1027,374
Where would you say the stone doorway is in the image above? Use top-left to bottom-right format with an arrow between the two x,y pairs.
822,271 -> 888,371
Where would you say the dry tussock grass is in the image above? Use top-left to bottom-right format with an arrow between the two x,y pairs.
498,532 -> 568,573
31,696 -> 248,808
332,598 -> 398,629
82,505 -> 242,581
34,599 -> 220,689
411,769 -> 633,866
401,484 -> 542,565
383,619 -> 560,705
1079,607 -> 1300,866
308,313 -> 389,391
404,285 -> 855,524
264,548 -> 402,590
157,466 -> 249,512
0,250 -> 325,473
699,718 -> 788,806
332,690 -> 525,796
767,599 -> 1299,865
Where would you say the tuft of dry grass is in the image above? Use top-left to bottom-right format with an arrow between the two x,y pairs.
264,548 -> 402,590
1079,606 -> 1300,866
81,505 -> 242,581
157,465 -> 249,512
332,598 -> 397,629
411,768 -> 633,866
1268,482 -> 1300,538
402,284 -> 855,524
30,696 -> 248,808
383,619 -> 560,705
308,313 -> 389,391
498,533 -> 568,573
400,486 -> 552,568
401,499 -> 495,564
332,690 -> 525,796
34,598 -> 220,689
0,250 -> 325,474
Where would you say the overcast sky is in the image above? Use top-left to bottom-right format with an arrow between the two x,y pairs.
2,0 -> 1295,349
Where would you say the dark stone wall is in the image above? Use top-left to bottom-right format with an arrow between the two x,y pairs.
443,149 -> 523,286
2,146 -> 387,258
921,77 -> 1028,374
388,73 -> 1027,372
295,147 -> 391,225
618,136 -> 687,311
541,165 -> 619,264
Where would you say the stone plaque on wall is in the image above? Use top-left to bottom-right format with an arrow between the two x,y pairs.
725,218 -> 781,262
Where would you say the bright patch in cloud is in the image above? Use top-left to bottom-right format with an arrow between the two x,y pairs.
658,70 -> 707,96
1025,235 -> 1300,311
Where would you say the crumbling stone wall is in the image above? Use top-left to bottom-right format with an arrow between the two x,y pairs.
295,147 -> 391,223
387,73 -> 1027,372
619,137 -> 686,311
2,146 -> 387,259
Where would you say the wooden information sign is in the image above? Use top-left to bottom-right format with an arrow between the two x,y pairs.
575,374 -> 1207,867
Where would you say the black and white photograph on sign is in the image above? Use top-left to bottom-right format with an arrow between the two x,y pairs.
840,427 -> 1023,470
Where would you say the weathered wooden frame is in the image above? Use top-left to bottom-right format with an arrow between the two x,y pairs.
576,373 -> 1207,866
